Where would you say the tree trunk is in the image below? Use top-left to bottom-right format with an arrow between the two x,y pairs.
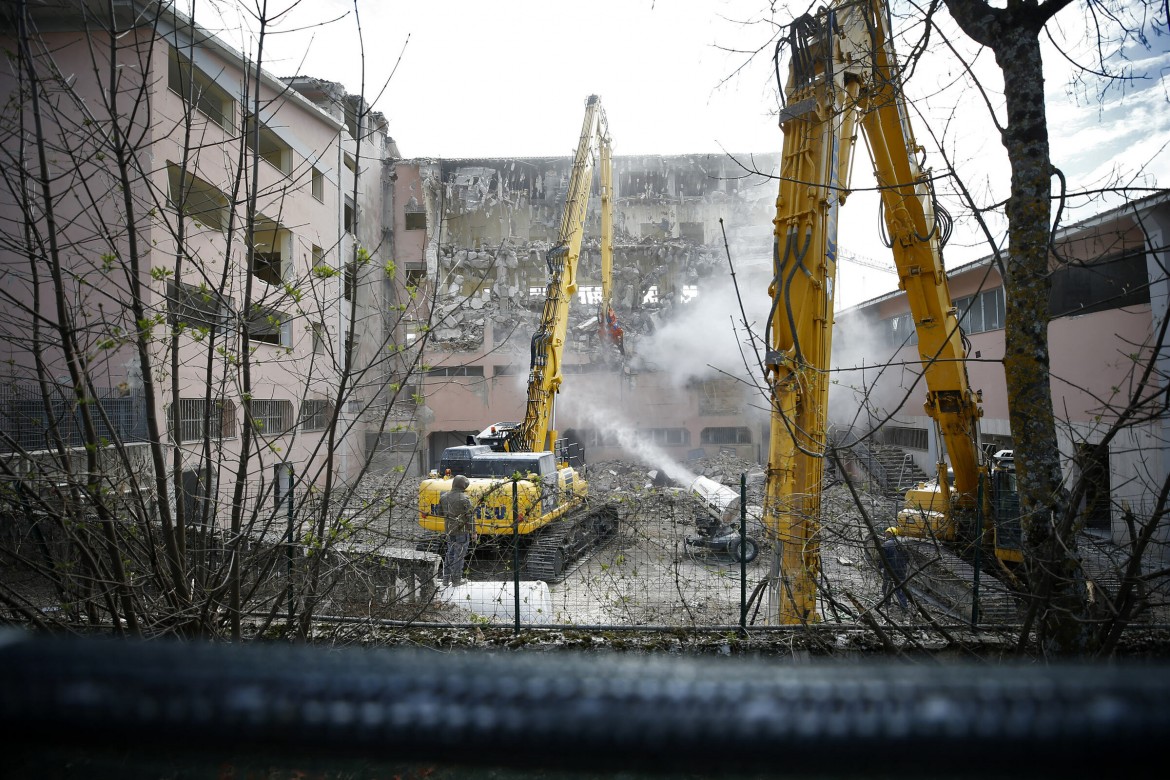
943,0 -> 1089,654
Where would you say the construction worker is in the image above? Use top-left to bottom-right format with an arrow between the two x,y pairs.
880,527 -> 910,610
439,474 -> 476,586
600,306 -> 625,355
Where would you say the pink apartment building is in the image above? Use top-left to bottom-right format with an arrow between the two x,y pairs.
1,2 -> 396,532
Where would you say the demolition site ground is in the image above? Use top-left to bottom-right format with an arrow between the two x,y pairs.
341,451 -> 1170,657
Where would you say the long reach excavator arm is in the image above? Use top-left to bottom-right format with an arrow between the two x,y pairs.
478,94 -> 613,457
417,96 -> 619,583
765,0 -> 1016,625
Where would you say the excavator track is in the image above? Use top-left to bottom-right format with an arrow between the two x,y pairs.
901,538 -> 1020,624
523,503 -> 620,582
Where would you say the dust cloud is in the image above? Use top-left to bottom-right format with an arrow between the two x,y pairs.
829,308 -> 899,430
636,276 -> 770,389
558,393 -> 698,487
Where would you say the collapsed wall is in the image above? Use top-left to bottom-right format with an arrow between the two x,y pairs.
420,154 -> 778,355
405,153 -> 782,468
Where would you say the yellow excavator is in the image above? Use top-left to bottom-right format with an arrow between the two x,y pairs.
763,0 -> 1021,624
417,95 -> 619,581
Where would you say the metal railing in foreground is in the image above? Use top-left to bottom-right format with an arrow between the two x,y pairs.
2,629 -> 1169,778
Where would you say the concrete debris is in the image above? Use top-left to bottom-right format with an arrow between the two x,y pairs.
426,236 -> 733,358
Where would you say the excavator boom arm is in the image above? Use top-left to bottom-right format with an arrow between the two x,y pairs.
518,95 -> 612,453
765,0 -> 987,624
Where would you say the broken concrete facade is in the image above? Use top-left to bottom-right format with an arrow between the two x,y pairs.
387,153 -> 783,473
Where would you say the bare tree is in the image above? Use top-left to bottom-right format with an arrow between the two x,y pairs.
0,0 -> 443,640
933,0 -> 1167,654
733,0 -> 1168,653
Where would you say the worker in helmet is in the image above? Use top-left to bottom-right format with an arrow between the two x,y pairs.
880,527 -> 910,611
439,474 -> 476,586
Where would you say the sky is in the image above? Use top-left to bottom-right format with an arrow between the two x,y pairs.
200,0 -> 1170,308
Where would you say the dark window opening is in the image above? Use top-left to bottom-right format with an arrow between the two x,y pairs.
405,211 -> 426,230
167,281 -> 230,333
275,463 -> 292,512
679,222 -> 704,243
312,322 -> 326,355
167,47 -> 233,130
167,163 -> 229,233
344,199 -> 355,234
1075,442 -> 1112,531
1050,250 -> 1150,317
312,167 -> 324,201
300,399 -> 334,431
701,427 -> 751,445
246,305 -> 288,346
253,252 -> 282,286
637,428 -> 690,446
181,467 -> 211,526
426,365 -> 485,377
343,261 -> 360,303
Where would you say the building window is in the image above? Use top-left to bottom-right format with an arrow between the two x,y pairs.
251,399 -> 293,434
344,103 -> 359,140
885,312 -> 919,348
955,287 -> 1006,334
167,47 -> 233,131
405,268 -> 427,289
171,398 -> 237,443
343,332 -> 360,373
299,399 -> 333,431
696,379 -> 742,415
701,427 -> 752,445
679,222 -> 704,243
636,428 -> 690,446
572,428 -> 619,447
425,365 -> 485,377
247,305 -> 291,346
405,210 -> 426,230
1049,250 -> 1150,317
312,167 -> 325,201
180,467 -> 211,525
1074,441 -> 1112,531
344,197 -> 355,234
640,220 -> 670,240
167,280 -> 230,334
387,430 -> 419,449
343,261 -> 358,302
245,116 -> 292,174
167,163 -> 229,233
311,322 -> 326,354
251,218 -> 289,286
274,462 -> 292,512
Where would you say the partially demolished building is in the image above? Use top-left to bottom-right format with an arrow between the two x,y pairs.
383,153 -> 784,474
